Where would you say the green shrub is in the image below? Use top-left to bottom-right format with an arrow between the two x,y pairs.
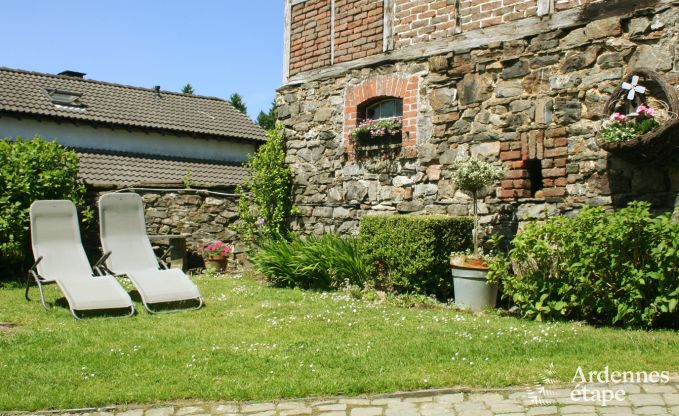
237,124 -> 294,243
251,234 -> 370,289
488,202 -> 679,328
359,215 -> 473,299
0,136 -> 90,273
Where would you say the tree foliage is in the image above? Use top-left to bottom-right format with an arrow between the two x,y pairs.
0,136 -> 90,274
257,99 -> 277,131
451,157 -> 503,256
181,83 -> 195,94
228,93 -> 248,115
237,124 -> 293,243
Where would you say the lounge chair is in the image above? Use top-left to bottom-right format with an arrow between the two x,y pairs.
98,193 -> 203,313
27,200 -> 135,319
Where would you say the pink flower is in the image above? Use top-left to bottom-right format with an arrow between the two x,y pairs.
637,104 -> 656,118
610,112 -> 628,122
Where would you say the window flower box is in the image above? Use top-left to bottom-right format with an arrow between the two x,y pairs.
351,117 -> 402,147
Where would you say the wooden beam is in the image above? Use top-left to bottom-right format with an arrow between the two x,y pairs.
331,0 -> 336,64
283,0 -> 292,83
455,0 -> 461,34
285,0 -> 678,86
383,0 -> 395,52
537,0 -> 553,16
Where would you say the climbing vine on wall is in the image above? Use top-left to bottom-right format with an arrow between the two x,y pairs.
237,124 -> 294,243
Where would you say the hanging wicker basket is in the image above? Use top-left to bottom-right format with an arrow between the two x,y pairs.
596,68 -> 679,163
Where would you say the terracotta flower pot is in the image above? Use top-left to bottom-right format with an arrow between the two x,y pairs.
204,255 -> 227,272
450,255 -> 488,270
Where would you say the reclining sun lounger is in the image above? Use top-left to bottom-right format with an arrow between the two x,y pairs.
98,193 -> 203,313
27,200 -> 135,319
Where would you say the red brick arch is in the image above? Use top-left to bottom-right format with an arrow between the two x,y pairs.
343,75 -> 419,152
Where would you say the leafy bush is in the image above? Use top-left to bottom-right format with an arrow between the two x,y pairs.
237,124 -> 294,243
488,202 -> 679,328
251,234 -> 370,290
0,136 -> 89,272
359,215 -> 473,299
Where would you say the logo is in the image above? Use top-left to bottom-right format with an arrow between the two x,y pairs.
526,363 -> 559,406
526,366 -> 671,407
570,367 -> 670,407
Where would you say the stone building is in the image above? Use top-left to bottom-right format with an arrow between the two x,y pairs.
277,0 -> 679,236
0,67 -> 266,249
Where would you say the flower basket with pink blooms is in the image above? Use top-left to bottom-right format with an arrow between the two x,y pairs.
596,68 -> 679,163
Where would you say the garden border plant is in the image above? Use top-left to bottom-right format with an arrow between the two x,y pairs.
359,215 -> 473,299
488,202 -> 679,328
0,135 -> 90,277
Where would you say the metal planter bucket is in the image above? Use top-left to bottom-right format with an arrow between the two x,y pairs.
452,267 -> 498,311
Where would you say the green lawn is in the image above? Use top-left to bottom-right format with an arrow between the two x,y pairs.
1,273 -> 678,411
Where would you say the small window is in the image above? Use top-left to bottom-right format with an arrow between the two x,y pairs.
45,88 -> 84,108
526,159 -> 544,196
364,98 -> 403,120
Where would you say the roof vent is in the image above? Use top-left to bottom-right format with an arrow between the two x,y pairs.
58,70 -> 86,79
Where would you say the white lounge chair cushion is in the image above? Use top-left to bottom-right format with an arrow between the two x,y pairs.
57,275 -> 134,311
30,200 -> 134,314
124,269 -> 201,304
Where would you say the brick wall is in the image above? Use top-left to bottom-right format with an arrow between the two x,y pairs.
289,0 -> 332,76
334,0 -> 384,64
288,0 -> 602,76
459,0 -> 538,32
393,0 -> 457,48
500,128 -> 568,199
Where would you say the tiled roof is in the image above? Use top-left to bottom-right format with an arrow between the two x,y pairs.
0,67 -> 266,142
76,149 -> 248,188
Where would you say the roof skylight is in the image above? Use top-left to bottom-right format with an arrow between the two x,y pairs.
45,88 -> 84,108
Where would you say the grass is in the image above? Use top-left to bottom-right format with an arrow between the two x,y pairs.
1,272 -> 678,411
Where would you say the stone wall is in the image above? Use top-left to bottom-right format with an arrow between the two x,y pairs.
83,188 -> 241,267
278,3 -> 679,237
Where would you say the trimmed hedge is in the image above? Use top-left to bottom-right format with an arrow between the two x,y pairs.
488,202 -> 679,328
359,215 -> 473,299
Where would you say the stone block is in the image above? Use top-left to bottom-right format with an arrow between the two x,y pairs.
584,17 -> 621,39
458,73 -> 494,105
471,141 -> 501,159
501,59 -> 530,79
495,80 -> 523,98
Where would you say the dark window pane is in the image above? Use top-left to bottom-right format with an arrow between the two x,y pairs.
363,98 -> 404,120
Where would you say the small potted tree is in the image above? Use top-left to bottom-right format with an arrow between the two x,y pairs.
450,157 -> 504,311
